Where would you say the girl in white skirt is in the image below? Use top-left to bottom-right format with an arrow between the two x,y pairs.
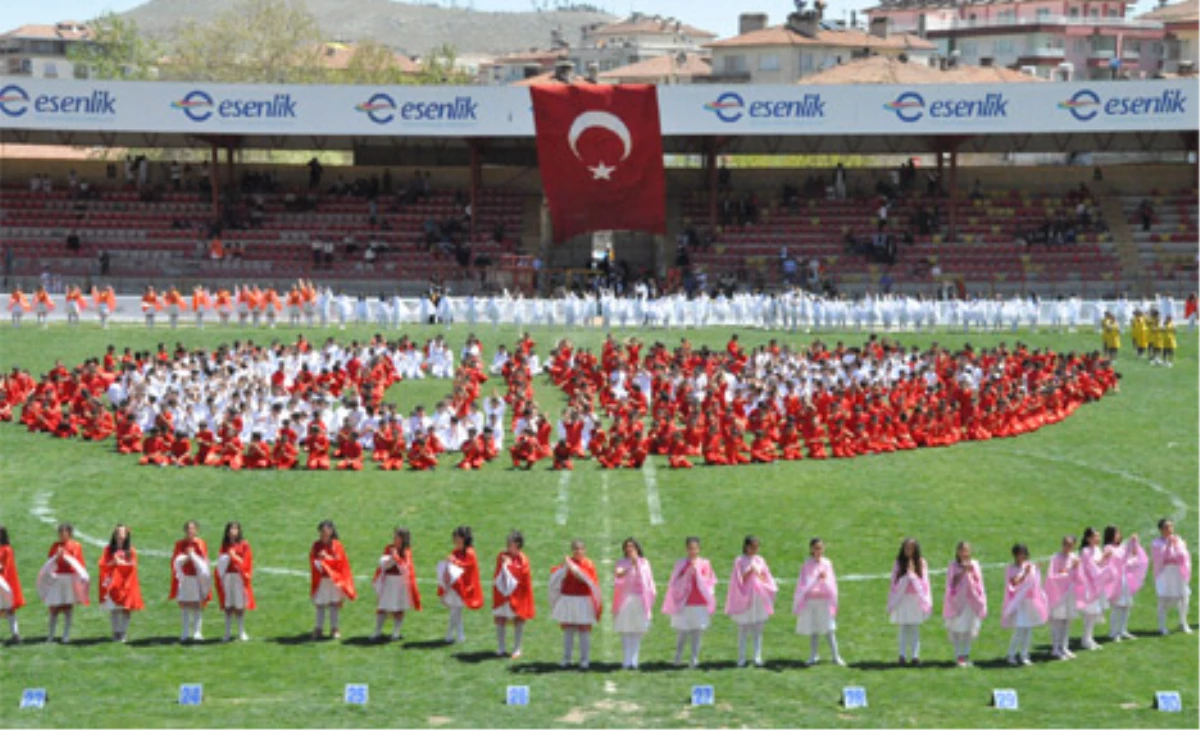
887,537 -> 931,666
793,538 -> 844,666
1044,535 -> 1082,660
309,520 -> 357,640
1078,526 -> 1113,650
1002,543 -> 1048,666
548,539 -> 602,669
492,531 -> 534,658
663,536 -> 717,668
613,537 -> 656,670
38,523 -> 88,643
169,520 -> 211,643
724,535 -> 777,668
217,522 -> 255,642
943,541 -> 987,667
371,527 -> 421,642
1103,524 -> 1148,642
437,526 -> 483,644
0,526 -> 24,642
1152,518 -> 1193,634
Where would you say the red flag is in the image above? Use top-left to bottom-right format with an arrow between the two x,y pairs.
530,84 -> 666,243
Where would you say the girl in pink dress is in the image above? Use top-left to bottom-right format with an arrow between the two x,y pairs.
725,535 -> 777,668
1103,524 -> 1148,642
888,538 -> 931,666
663,536 -> 717,668
1078,526 -> 1114,651
793,537 -> 844,666
1002,543 -> 1048,666
943,541 -> 987,667
612,537 -> 656,670
1043,535 -> 1083,660
1152,518 -> 1193,635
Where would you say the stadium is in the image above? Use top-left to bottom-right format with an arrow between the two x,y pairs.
0,1 -> 1198,728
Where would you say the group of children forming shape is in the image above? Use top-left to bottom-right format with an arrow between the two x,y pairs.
0,519 -> 1191,670
2,329 -> 1120,473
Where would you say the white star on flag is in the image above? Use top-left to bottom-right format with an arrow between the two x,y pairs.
588,162 -> 615,181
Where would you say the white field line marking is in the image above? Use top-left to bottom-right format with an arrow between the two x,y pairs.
599,471 -> 614,662
556,469 -> 572,526
642,457 -> 664,526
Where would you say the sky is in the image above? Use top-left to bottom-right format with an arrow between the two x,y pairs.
0,0 -> 1165,41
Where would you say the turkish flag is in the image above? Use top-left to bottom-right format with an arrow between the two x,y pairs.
531,84 -> 666,243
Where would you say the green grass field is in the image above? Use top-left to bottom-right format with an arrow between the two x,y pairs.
0,322 -> 1196,729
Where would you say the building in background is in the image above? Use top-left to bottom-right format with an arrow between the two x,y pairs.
315,41 -> 422,78
705,10 -> 935,84
866,0 -> 1171,79
0,20 -> 92,79
1140,0 -> 1199,73
598,52 -> 711,84
570,13 -> 716,73
479,50 -> 567,85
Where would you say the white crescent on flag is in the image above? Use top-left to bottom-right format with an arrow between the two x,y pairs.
567,111 -> 632,162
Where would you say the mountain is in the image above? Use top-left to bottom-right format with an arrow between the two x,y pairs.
119,0 -> 616,57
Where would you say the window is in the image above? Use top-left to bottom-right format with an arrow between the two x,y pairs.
1089,8 -> 1099,17
1107,8 -> 1119,16
758,53 -> 780,71
1069,7 -> 1080,16
1074,38 -> 1087,53
73,63 -> 88,79
43,61 -> 57,78
1036,8 -> 1051,20
961,41 -> 978,57
723,54 -> 746,73
996,39 -> 1015,54
801,52 -> 814,72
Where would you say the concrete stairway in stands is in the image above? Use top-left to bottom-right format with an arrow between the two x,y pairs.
1094,184 -> 1147,296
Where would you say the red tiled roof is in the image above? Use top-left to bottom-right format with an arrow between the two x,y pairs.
598,52 -> 711,81
801,54 -> 1042,84
708,24 -> 935,51
0,22 -> 92,42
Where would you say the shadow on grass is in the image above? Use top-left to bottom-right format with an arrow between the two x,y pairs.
270,632 -> 326,646
851,659 -> 958,671
452,650 -> 510,664
403,638 -> 455,651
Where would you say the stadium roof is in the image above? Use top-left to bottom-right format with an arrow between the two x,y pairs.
0,79 -> 1194,162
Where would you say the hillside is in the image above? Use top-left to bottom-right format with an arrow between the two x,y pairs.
120,0 -> 615,56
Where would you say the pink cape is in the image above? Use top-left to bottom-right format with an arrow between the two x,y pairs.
1043,552 -> 1085,613
943,559 -> 988,620
1152,536 -> 1193,585
1079,545 -> 1115,604
1001,563 -> 1049,628
661,558 -> 716,616
724,554 -> 777,617
887,559 -> 932,616
792,557 -> 838,618
1107,537 -> 1149,600
612,557 -> 656,622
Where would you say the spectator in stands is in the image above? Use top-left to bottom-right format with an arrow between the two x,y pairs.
97,249 -> 110,276
307,157 -> 323,190
833,163 -> 847,200
78,178 -> 92,200
66,229 -> 81,252
675,238 -> 691,268
718,162 -> 731,191
364,246 -> 378,266
29,174 -> 42,194
170,161 -> 182,191
323,240 -> 335,267
311,240 -> 323,267
1139,199 -> 1154,231
782,255 -> 798,286
67,169 -> 79,195
343,235 -> 359,257
124,155 -> 136,187
41,175 -> 53,194
880,268 -> 894,294
807,257 -> 821,290
368,198 -> 379,226
877,199 -> 890,231
136,156 -> 149,188
1093,165 -> 1103,182
969,179 -> 984,201
210,237 -> 225,261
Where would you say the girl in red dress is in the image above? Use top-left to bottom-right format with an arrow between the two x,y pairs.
310,520 -> 356,640
99,524 -> 144,642
438,526 -> 483,644
40,523 -> 88,644
217,522 -> 255,642
170,520 -> 211,643
548,539 -> 602,669
0,525 -> 24,643
370,527 -> 420,642
493,530 -> 535,658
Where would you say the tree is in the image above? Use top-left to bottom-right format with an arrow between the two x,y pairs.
415,43 -> 472,85
67,12 -> 161,80
342,40 -> 410,85
167,0 -> 324,83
